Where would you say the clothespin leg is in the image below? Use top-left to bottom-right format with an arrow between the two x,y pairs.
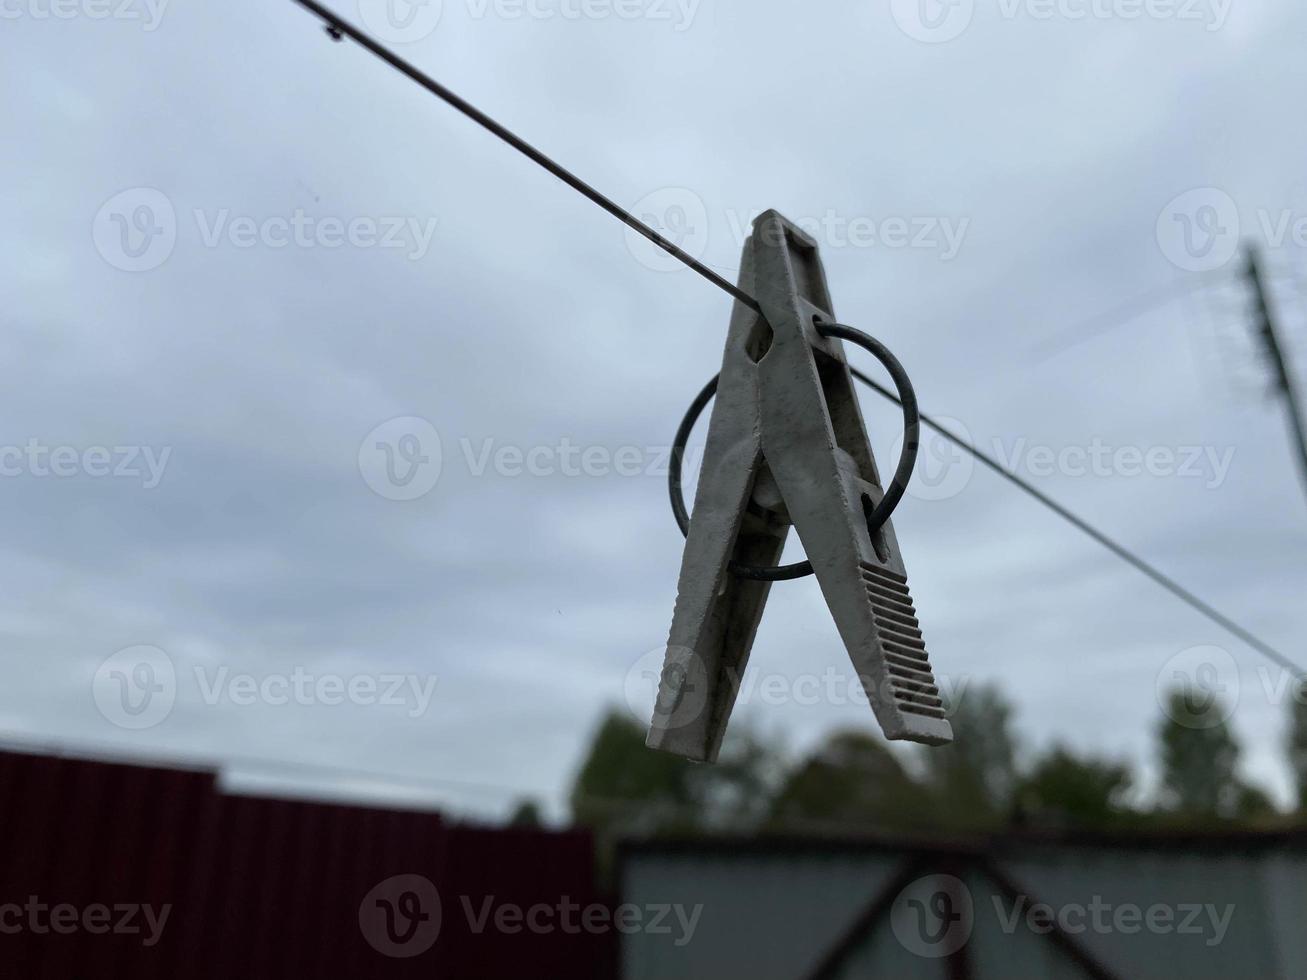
647,241 -> 791,762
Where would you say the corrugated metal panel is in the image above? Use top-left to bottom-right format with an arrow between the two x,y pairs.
827,911 -> 943,980
821,863 -> 1105,980
1000,844 -> 1301,978
621,834 -> 1307,980
950,868 -> 1098,980
0,749 -> 612,977
1262,852 -> 1307,971
620,847 -> 905,980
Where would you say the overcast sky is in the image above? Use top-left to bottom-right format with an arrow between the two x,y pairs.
3,0 -> 1306,820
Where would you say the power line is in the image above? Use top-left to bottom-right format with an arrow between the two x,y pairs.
1031,272 -> 1229,362
0,729 -> 783,826
291,4 -> 1304,681
0,729 -> 522,799
0,729 -> 960,837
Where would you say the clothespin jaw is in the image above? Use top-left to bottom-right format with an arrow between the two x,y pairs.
647,210 -> 952,762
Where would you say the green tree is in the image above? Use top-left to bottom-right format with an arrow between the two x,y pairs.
920,683 -> 1018,829
769,730 -> 931,832
1289,683 -> 1307,813
1016,745 -> 1133,829
686,721 -> 786,832
508,799 -> 544,829
1233,783 -> 1278,822
570,711 -> 694,835
1156,687 -> 1258,822
569,709 -> 782,837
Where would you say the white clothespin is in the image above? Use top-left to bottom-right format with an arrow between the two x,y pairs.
648,211 -> 953,762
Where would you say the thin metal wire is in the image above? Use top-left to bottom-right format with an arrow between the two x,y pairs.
1031,271 -> 1233,362
292,0 -> 761,314
848,366 -> 1307,682
292,1 -> 1303,680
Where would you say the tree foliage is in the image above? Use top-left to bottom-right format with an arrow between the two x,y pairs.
1289,682 -> 1307,812
768,730 -> 931,832
567,680 -> 1286,838
919,683 -> 1019,830
1155,687 -> 1243,821
569,710 -> 782,837
1016,745 -> 1133,828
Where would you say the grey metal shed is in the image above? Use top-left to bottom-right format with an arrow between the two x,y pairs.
618,829 -> 1307,979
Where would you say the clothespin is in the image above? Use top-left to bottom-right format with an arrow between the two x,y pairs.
647,210 -> 953,762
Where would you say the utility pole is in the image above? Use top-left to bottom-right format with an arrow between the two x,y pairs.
1246,243 -> 1307,503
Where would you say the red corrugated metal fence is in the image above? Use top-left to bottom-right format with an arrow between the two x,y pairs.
0,750 -> 613,978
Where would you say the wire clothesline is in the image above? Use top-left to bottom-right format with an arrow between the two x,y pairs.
289,0 -> 1303,682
